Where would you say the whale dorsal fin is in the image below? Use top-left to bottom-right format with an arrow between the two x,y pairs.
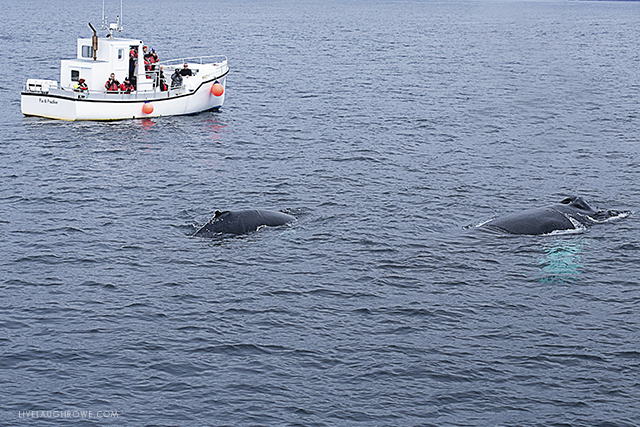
207,210 -> 225,224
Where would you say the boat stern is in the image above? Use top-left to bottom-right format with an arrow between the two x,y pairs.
21,80 -> 78,120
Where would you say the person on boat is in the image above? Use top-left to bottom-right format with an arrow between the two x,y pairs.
144,48 -> 156,72
129,46 -> 138,79
143,46 -> 155,71
73,78 -> 88,92
149,49 -> 159,68
105,73 -> 120,93
171,68 -> 183,89
120,78 -> 135,94
179,63 -> 193,77
156,66 -> 168,91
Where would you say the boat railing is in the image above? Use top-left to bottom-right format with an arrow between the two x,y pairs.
25,85 -> 190,101
24,79 -> 59,93
22,55 -> 228,100
159,55 -> 228,68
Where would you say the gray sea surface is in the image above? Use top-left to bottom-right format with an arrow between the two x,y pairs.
1,0 -> 639,426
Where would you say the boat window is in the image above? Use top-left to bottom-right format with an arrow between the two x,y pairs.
118,49 -> 124,60
81,46 -> 93,58
71,70 -> 80,82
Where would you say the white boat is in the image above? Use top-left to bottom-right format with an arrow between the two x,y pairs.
21,13 -> 229,121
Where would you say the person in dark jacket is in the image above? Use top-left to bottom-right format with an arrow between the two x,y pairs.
129,47 -> 138,78
179,63 -> 193,77
105,73 -> 120,92
171,68 -> 183,89
156,66 -> 168,91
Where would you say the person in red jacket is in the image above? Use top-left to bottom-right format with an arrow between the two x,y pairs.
149,49 -> 159,69
119,78 -> 135,93
105,73 -> 120,92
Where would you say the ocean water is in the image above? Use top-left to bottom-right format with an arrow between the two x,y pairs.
1,0 -> 640,426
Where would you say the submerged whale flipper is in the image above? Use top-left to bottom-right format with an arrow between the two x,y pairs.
481,196 -> 629,235
195,209 -> 296,238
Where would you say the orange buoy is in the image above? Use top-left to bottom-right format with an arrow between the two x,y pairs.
211,83 -> 224,97
142,102 -> 154,114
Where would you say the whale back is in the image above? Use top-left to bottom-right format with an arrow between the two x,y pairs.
195,209 -> 296,237
483,206 -> 575,235
482,196 -> 627,235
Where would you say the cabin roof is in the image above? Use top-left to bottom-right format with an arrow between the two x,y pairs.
78,36 -> 144,44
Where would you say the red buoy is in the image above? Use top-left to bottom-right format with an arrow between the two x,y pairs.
142,102 -> 154,114
211,83 -> 224,97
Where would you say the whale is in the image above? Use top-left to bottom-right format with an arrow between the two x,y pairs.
480,196 -> 629,235
194,209 -> 296,238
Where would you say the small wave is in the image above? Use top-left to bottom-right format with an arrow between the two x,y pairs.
538,214 -> 587,236
474,219 -> 493,228
191,343 -> 285,356
588,210 -> 632,224
544,225 -> 586,237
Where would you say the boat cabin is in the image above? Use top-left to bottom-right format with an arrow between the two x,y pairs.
60,36 -> 152,92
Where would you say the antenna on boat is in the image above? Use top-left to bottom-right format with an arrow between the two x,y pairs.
101,0 -> 123,37
101,0 -> 106,29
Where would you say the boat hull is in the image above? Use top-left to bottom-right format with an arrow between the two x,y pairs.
21,76 -> 226,121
